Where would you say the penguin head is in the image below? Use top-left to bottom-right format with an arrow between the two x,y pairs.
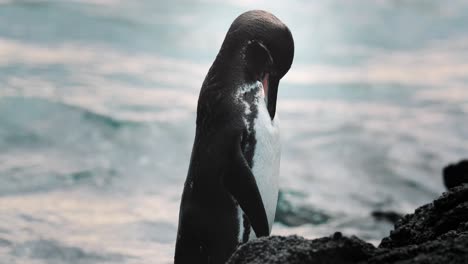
207,10 -> 295,120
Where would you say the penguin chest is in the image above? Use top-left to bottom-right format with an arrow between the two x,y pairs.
251,100 -> 281,234
235,82 -> 281,242
237,109 -> 280,242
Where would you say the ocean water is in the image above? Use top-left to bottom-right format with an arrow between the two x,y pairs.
1,0 -> 468,263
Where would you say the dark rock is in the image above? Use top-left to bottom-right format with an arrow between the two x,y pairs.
371,211 -> 403,224
369,232 -> 468,264
228,185 -> 468,264
443,160 -> 468,189
380,184 -> 468,248
227,233 -> 375,264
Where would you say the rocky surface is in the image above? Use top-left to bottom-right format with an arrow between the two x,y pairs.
375,184 -> 468,264
443,160 -> 468,189
228,183 -> 468,264
228,233 -> 375,264
380,184 -> 468,248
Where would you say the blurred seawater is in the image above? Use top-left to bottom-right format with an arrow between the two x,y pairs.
1,0 -> 468,263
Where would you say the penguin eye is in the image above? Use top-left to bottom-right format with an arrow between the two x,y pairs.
244,40 -> 273,82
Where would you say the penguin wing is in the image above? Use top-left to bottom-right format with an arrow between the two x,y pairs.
225,135 -> 270,237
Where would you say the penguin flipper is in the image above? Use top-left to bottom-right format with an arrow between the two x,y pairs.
226,136 -> 270,237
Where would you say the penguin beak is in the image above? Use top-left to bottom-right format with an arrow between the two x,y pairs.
257,70 -> 278,120
266,74 -> 279,120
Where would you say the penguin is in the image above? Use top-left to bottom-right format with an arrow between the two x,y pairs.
175,10 -> 294,264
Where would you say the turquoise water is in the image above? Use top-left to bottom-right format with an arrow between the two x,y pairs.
1,0 -> 468,263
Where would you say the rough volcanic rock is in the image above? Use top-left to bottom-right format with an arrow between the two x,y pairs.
369,231 -> 468,264
380,184 -> 468,248
228,184 -> 468,264
443,160 -> 468,189
227,232 -> 375,264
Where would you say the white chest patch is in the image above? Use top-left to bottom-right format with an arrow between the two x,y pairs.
251,96 -> 280,235
235,81 -> 281,241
